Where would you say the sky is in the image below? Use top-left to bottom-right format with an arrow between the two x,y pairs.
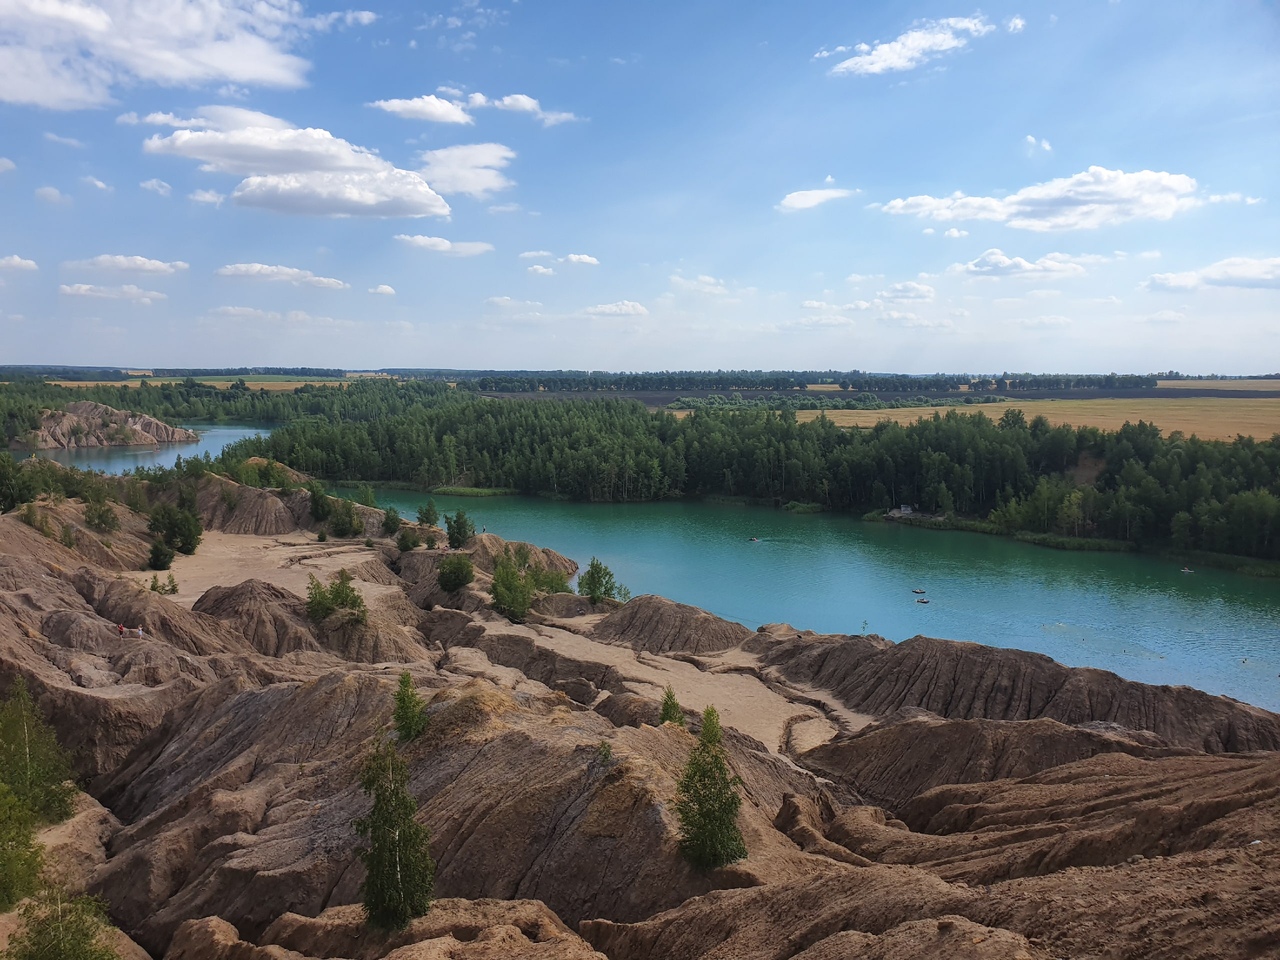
0,1 -> 1277,374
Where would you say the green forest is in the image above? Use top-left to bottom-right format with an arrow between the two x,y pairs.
1,377 -> 1277,562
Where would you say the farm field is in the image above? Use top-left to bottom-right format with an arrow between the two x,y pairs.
795,397 -> 1280,442
1158,378 -> 1280,392
48,376 -> 348,391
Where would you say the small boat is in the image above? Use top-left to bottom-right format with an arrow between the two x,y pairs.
1181,566 -> 1194,574
916,598 -> 930,604
911,588 -> 926,595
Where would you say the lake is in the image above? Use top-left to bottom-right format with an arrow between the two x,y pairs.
41,432 -> 1280,711
24,423 -> 270,474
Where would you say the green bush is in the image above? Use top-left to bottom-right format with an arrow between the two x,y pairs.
59,524 -> 77,549
355,742 -> 434,931
0,677 -> 75,823
2,887 -> 122,960
416,499 -> 439,527
491,554 -> 535,623
675,706 -> 746,871
578,556 -> 628,604
306,569 -> 367,623
393,671 -> 428,742
83,501 -> 118,533
443,510 -> 475,549
659,685 -> 685,726
0,783 -> 42,911
307,480 -> 332,522
330,498 -> 361,538
148,539 -> 174,571
381,506 -> 402,537
148,504 -> 202,555
396,527 -> 421,552
436,555 -> 474,593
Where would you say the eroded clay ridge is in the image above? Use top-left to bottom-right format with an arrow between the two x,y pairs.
0,471 -> 1278,960
13,400 -> 199,450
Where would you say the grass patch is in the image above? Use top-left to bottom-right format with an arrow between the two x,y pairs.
431,486 -> 520,497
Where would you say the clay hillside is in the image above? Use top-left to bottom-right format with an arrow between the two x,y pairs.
1,471 -> 1279,959
9,400 -> 198,450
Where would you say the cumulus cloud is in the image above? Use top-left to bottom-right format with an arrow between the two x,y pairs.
0,255 -> 37,270
785,314 -> 857,329
59,283 -> 165,305
68,255 -> 188,273
394,235 -> 494,257
585,300 -> 648,316
777,188 -> 855,212
35,186 -> 69,204
367,95 -> 473,124
368,284 -> 396,295
564,253 -> 599,265
1209,192 -> 1264,204
881,166 -> 1202,231
878,280 -> 935,301
829,17 -> 995,76
140,178 -> 171,196
1006,16 -> 1026,33
81,175 -> 111,191
417,143 -> 514,199
44,132 -> 83,147
0,0 -> 379,109
1024,134 -> 1052,152
527,265 -> 554,276
0,157 -> 14,173
1146,256 -> 1280,291
951,248 -> 1092,278
944,228 -> 968,238
189,189 -> 225,205
486,296 -> 542,307
216,263 -> 349,288
672,274 -> 729,295
142,108 -> 449,218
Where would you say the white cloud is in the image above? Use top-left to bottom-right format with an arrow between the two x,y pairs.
1141,309 -> 1186,324
777,188 -> 855,212
944,228 -> 968,238
486,296 -> 542,307
811,45 -> 851,60
951,248 -> 1092,278
0,158 -> 14,173
486,92 -> 578,127
216,263 -> 349,288
189,189 -> 225,205
140,179 -> 171,196
585,300 -> 648,316
394,235 -> 494,257
1024,134 -> 1051,152
846,272 -> 883,284
1006,16 -> 1026,33
207,306 -> 355,329
565,253 -> 599,265
44,132 -> 83,147
417,143 -> 514,199
368,95 -> 473,124
59,283 -> 165,305
488,202 -> 520,213
1011,315 -> 1071,326
81,175 -> 110,191
35,186 -> 68,204
878,280 -> 935,301
527,265 -> 554,276
1139,250 -> 1162,260
922,227 -> 935,235
68,255 -> 188,273
1209,192 -> 1264,204
0,0 -> 341,110
786,314 -> 857,329
368,284 -> 396,295
519,250 -> 552,259
0,255 -> 38,271
880,166 -> 1200,231
801,299 -> 875,312
830,17 -> 995,76
672,274 -> 729,295
1146,256 -> 1280,291
145,108 -> 450,218
309,10 -> 378,30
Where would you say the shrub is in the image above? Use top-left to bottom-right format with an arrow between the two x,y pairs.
578,557 -> 628,604
2,887 -> 122,960
148,539 -> 174,571
381,506 -> 402,538
659,685 -> 685,726
59,524 -> 77,549
416,499 -> 439,528
436,555 -> 474,593
595,741 -> 613,763
148,504 -> 202,555
491,554 -> 535,623
317,530 -> 328,542
675,706 -> 746,871
149,574 -> 178,596
355,741 -> 434,931
393,671 -> 428,742
83,501 -> 118,533
330,498 -> 361,538
306,569 -> 367,624
396,527 -> 421,552
365,537 -> 375,548
0,677 -> 75,822
425,534 -> 438,550
443,511 -> 475,549
0,783 -> 42,911
307,480 -> 332,522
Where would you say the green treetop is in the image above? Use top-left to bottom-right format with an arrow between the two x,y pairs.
392,672 -> 428,743
0,677 -> 75,822
658,685 -> 685,726
674,705 -> 746,871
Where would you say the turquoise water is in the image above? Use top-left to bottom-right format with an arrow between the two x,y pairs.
366,490 -> 1280,712
41,434 -> 1280,710
23,423 -> 269,474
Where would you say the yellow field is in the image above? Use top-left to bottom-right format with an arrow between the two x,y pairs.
796,398 -> 1280,441
47,378 -> 346,391
1158,379 -> 1280,392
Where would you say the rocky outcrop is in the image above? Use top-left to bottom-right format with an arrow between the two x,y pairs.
593,594 -> 753,655
464,533 -> 577,577
14,400 -> 198,450
193,579 -> 319,658
763,632 -> 1280,753
802,711 -> 1191,810
166,902 -> 608,959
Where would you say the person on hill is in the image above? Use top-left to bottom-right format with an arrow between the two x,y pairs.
117,624 -> 125,639
136,626 -> 144,640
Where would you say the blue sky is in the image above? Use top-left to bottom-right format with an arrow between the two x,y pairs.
0,1 -> 1277,373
